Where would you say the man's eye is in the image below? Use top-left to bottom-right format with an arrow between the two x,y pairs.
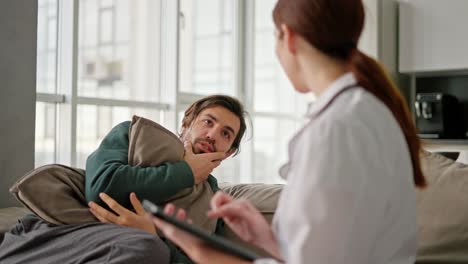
203,119 -> 212,125
222,130 -> 230,140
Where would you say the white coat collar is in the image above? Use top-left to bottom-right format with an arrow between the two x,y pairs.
279,72 -> 358,180
306,72 -> 358,119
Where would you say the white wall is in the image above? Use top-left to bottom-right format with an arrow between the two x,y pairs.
360,0 -> 379,58
399,0 -> 468,73
0,0 -> 37,207
366,0 -> 410,99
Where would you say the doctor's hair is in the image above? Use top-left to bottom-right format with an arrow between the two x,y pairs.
180,95 -> 249,156
273,0 -> 426,188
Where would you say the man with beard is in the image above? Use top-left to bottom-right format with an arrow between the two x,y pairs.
85,94 -> 248,263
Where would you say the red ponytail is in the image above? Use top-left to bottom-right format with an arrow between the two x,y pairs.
349,50 -> 426,188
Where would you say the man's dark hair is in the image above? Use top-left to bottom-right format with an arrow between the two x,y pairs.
181,95 -> 248,156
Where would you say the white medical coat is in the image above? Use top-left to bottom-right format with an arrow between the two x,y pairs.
256,72 -> 417,264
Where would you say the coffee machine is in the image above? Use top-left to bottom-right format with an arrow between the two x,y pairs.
414,93 -> 465,139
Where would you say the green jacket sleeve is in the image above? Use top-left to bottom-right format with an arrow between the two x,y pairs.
85,121 -> 195,209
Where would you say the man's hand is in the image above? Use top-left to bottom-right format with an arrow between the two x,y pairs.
89,192 -> 156,234
183,141 -> 226,184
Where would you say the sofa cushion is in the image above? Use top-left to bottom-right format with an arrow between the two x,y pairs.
417,150 -> 468,263
9,164 -> 96,225
128,115 -> 184,166
220,183 -> 283,257
220,183 -> 282,214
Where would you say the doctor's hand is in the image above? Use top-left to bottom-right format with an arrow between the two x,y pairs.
152,204 -> 250,264
183,141 -> 226,184
88,192 -> 156,234
208,191 -> 282,260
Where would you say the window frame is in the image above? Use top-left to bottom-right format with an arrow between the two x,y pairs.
36,0 -> 178,167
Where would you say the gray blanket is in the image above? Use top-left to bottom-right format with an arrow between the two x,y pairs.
0,215 -> 170,264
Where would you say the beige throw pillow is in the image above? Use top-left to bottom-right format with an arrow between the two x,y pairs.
128,115 -> 217,234
129,115 -> 184,166
417,150 -> 468,263
9,164 -> 97,225
219,183 -> 283,257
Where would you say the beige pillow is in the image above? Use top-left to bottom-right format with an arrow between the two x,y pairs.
9,164 -> 96,225
417,150 -> 468,263
128,115 -> 218,233
219,183 -> 283,257
129,115 -> 184,166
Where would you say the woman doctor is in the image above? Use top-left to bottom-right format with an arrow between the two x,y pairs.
153,0 -> 427,263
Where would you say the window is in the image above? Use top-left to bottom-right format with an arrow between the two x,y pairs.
74,0 -> 169,168
251,0 -> 310,183
78,0 -> 163,102
36,0 -> 58,167
37,0 -> 58,94
75,105 -> 164,166
35,0 -> 174,169
179,0 -> 236,96
35,102 -> 56,166
178,1 -> 311,183
35,0 -> 311,183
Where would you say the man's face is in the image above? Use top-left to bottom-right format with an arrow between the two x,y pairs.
181,106 -> 240,158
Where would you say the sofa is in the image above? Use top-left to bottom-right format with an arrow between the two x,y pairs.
0,180 -> 281,258
0,207 -> 30,236
1,150 -> 468,262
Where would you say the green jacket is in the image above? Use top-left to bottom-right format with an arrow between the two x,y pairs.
85,121 -> 224,263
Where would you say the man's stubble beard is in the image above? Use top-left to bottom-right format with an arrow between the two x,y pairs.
180,128 -> 204,154
180,126 -> 218,154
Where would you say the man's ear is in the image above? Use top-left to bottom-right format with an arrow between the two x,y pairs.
180,126 -> 187,138
281,24 -> 297,55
